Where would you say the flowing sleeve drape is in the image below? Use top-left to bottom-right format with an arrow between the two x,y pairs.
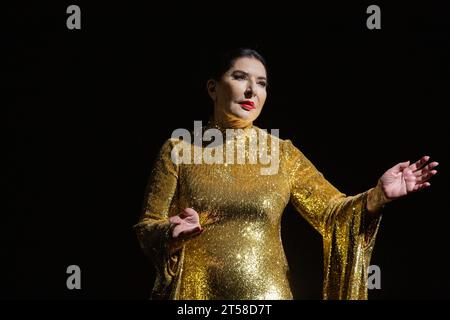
133,138 -> 184,299
285,140 -> 382,300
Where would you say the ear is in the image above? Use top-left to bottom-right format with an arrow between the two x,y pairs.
207,79 -> 217,101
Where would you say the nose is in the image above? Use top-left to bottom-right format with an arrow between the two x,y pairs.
244,81 -> 256,98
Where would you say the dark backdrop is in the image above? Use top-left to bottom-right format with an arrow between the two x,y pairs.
6,2 -> 450,299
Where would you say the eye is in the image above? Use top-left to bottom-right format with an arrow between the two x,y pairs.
233,74 -> 246,80
258,81 -> 267,88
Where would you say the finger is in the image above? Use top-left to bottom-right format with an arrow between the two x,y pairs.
177,226 -> 203,240
403,168 -> 415,192
412,182 -> 431,191
173,224 -> 200,238
172,226 -> 182,238
416,169 -> 438,180
410,156 -> 430,171
413,162 -> 439,176
416,170 -> 438,183
169,215 -> 183,225
203,215 -> 221,225
393,161 -> 411,173
182,208 -> 199,217
404,167 -> 413,176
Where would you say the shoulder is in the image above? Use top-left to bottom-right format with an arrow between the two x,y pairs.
272,136 -> 305,161
251,125 -> 307,158
159,137 -> 187,153
251,126 -> 312,166
280,137 -> 313,168
251,125 -> 285,144
153,138 -> 187,169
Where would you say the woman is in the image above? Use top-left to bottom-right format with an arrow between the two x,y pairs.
134,48 -> 438,300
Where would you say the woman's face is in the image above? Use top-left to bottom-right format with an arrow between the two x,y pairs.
208,57 -> 267,126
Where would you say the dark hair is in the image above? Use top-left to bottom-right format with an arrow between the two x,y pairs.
208,48 -> 268,83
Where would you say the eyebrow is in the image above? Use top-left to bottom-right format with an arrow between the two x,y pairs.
232,70 -> 267,81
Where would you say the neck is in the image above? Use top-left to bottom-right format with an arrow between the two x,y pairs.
212,110 -> 253,130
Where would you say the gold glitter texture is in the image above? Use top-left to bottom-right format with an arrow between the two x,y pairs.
134,124 -> 382,300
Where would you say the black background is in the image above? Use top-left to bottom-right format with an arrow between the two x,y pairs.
6,2 -> 450,300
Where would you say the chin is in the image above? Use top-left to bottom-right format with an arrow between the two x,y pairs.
229,107 -> 256,121
235,111 -> 254,120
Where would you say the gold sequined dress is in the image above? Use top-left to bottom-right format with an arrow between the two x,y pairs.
134,123 -> 382,300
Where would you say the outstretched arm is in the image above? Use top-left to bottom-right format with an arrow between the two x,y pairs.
367,156 -> 439,213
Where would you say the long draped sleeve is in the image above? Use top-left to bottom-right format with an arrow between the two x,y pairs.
285,140 -> 382,300
133,138 -> 184,299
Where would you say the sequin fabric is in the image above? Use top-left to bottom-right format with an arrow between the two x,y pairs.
134,122 -> 382,300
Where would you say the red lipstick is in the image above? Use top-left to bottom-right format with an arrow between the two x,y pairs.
239,100 -> 255,111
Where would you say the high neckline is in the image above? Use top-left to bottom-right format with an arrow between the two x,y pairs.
206,117 -> 254,133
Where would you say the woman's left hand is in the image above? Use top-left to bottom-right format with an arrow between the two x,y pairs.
379,155 -> 439,200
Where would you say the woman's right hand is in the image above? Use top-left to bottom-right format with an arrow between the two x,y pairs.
168,208 -> 203,251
